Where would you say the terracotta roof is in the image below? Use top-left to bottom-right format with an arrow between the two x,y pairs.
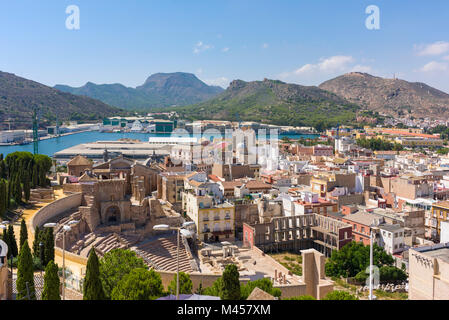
67,155 -> 91,166
221,181 -> 244,190
187,180 -> 206,188
208,174 -> 222,182
245,180 -> 272,190
247,287 -> 276,300
79,172 -> 97,182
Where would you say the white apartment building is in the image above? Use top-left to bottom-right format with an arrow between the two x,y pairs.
378,224 -> 405,255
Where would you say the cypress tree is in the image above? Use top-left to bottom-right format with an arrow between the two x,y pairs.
0,180 -> 5,217
0,154 -> 4,179
43,228 -> 54,266
42,260 -> 61,300
83,248 -> 105,300
32,226 -> 41,258
7,224 -> 18,258
16,242 -> 36,300
23,171 -> 30,202
13,174 -> 22,204
221,264 -> 241,300
32,164 -> 38,189
20,218 -> 28,250
6,180 -> 11,209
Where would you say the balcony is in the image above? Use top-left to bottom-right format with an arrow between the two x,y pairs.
203,228 -> 210,233
225,216 -> 231,220
203,217 -> 209,222
214,216 -> 220,221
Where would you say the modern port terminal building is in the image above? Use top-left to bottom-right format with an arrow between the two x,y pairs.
53,137 -> 200,160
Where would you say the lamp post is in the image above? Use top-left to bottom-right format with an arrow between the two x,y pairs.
153,222 -> 194,300
44,220 -> 78,300
39,242 -> 44,276
369,223 -> 379,301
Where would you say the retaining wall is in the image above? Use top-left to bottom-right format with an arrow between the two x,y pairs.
30,193 -> 83,234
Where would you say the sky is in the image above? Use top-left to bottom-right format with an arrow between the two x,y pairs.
1,0 -> 449,92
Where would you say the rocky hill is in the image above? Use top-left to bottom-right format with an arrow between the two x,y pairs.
173,78 -> 359,128
319,72 -> 449,118
0,71 -> 122,130
55,72 -> 224,110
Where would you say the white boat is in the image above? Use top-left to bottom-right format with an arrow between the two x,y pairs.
130,120 -> 144,132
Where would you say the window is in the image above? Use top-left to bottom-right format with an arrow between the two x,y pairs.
361,227 -> 365,233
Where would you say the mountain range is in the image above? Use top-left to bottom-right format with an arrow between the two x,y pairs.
172,78 -> 359,128
0,71 -> 122,130
2,69 -> 449,130
319,72 -> 449,118
55,72 -> 224,110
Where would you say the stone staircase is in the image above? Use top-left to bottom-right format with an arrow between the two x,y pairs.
132,235 -> 194,273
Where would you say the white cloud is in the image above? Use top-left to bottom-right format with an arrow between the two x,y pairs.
415,41 -> 449,56
222,47 -> 230,53
293,55 -> 355,75
419,61 -> 448,72
262,43 -> 269,49
193,41 -> 213,54
203,77 -> 229,89
278,55 -> 373,85
443,55 -> 449,61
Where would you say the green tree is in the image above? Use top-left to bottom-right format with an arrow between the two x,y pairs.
13,174 -> 22,204
111,268 -> 164,300
43,227 -> 54,266
23,171 -> 31,202
325,241 -> 394,278
99,249 -> 147,299
221,264 -> 241,300
32,226 -> 41,258
6,180 -> 11,209
83,248 -> 106,300
202,278 -> 223,297
322,290 -> 358,300
7,225 -> 18,258
19,219 -> 28,250
195,282 -> 204,295
240,278 -> 282,300
16,242 -> 36,300
167,272 -> 193,295
42,260 -> 61,300
0,180 -> 6,217
379,266 -> 407,283
32,164 -> 38,188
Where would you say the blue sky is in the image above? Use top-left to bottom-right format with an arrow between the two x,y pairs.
1,0 -> 449,92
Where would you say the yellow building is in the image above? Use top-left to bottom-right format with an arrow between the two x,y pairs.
395,137 -> 443,148
432,201 -> 449,236
183,192 -> 235,242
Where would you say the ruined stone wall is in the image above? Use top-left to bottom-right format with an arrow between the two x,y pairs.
31,193 -> 83,233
